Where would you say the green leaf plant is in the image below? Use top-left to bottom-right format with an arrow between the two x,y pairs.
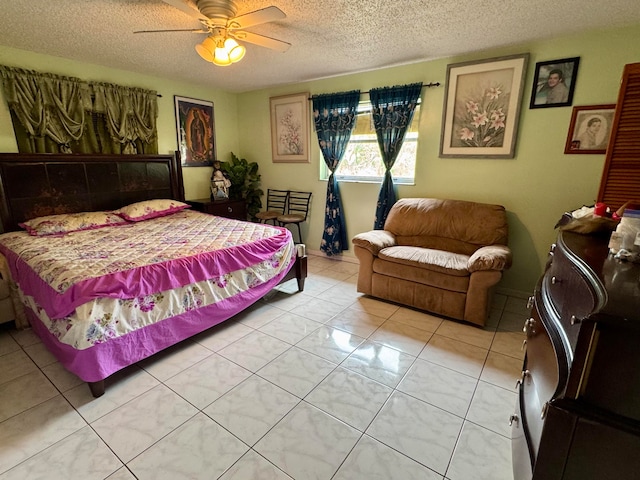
219,152 -> 263,221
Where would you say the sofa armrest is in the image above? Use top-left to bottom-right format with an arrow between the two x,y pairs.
468,245 -> 512,272
352,230 -> 397,256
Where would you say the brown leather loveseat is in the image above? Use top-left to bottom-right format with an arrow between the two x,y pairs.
352,198 -> 512,326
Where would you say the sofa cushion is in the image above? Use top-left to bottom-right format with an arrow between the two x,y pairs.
373,256 -> 470,293
379,246 -> 470,276
384,198 -> 508,255
468,245 -> 513,272
352,230 -> 397,255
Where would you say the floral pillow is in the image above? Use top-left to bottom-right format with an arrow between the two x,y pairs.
20,211 -> 128,236
115,199 -> 190,222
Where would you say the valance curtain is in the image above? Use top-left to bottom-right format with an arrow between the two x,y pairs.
0,66 -> 158,154
93,83 -> 158,154
370,83 -> 422,229
312,90 -> 360,256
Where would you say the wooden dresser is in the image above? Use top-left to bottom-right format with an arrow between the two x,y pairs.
186,198 -> 247,221
512,230 -> 640,480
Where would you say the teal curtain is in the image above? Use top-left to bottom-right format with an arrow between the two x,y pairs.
370,83 -> 422,229
312,90 -> 360,255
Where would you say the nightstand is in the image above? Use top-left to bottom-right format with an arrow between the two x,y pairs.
187,198 -> 247,221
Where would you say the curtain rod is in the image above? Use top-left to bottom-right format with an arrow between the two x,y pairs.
309,82 -> 441,100
360,82 -> 441,95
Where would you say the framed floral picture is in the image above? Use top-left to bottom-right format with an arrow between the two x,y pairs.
564,104 -> 615,154
530,57 -> 580,109
270,92 -> 310,163
439,53 -> 529,159
174,96 -> 216,167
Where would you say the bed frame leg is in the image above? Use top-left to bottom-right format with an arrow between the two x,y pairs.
88,380 -> 105,398
296,255 -> 307,291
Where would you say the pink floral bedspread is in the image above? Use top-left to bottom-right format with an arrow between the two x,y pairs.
0,211 -> 295,349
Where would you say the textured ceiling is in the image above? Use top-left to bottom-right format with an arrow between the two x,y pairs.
1,0 -> 639,93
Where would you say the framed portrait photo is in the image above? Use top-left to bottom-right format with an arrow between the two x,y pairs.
530,57 -> 580,109
174,96 -> 216,166
564,104 -> 615,154
270,92 -> 310,163
439,53 -> 529,159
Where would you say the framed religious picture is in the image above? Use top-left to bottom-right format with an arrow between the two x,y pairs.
174,96 -> 216,166
530,57 -> 580,109
564,104 -> 616,154
440,53 -> 529,158
270,92 -> 310,163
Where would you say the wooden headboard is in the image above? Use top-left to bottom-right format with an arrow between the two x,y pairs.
0,153 -> 185,232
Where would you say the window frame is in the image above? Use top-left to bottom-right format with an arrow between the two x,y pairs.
318,101 -> 420,185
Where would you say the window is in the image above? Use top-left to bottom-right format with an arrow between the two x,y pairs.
319,102 -> 420,184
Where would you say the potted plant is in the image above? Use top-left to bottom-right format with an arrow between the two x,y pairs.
219,152 -> 263,220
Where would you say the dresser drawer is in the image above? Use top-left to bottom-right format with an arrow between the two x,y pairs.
543,245 -> 597,351
521,307 -> 562,460
512,386 -> 534,480
559,264 -> 596,348
204,199 -> 247,220
545,249 -> 566,316
187,198 -> 247,221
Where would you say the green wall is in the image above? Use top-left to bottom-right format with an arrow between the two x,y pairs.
0,23 -> 638,295
236,23 -> 640,295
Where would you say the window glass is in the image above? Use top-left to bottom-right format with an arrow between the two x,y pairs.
319,103 -> 420,184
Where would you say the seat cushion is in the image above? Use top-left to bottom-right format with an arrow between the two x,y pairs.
379,246 -> 470,276
255,210 -> 280,220
277,214 -> 304,223
374,246 -> 470,293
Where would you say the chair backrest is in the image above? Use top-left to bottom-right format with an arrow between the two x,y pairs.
266,189 -> 289,213
286,191 -> 312,220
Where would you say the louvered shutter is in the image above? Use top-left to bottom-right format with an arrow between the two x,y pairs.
597,63 -> 640,210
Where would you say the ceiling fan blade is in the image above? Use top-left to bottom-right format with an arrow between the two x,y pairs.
161,0 -> 207,21
134,28 -> 207,33
232,30 -> 291,52
227,6 -> 286,30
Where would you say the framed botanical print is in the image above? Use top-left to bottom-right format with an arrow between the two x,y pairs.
270,92 -> 310,163
440,53 -> 529,158
174,96 -> 216,166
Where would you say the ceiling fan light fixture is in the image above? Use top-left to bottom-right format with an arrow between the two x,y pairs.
212,46 -> 232,66
224,38 -> 246,63
195,36 -> 216,62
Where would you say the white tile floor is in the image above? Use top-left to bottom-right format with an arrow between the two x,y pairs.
0,255 -> 528,480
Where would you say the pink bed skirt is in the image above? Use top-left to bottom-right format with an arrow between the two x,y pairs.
26,266 -> 291,382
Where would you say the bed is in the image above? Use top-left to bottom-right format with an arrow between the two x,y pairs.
0,153 -> 307,397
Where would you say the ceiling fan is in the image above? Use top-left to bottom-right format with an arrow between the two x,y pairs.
135,0 -> 291,66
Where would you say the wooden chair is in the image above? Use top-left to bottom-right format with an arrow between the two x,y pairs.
255,189 -> 289,225
277,191 -> 312,243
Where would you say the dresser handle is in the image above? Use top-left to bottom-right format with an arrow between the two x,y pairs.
515,369 -> 530,389
570,315 -> 582,326
509,414 -> 519,426
523,317 -> 536,335
227,206 -> 233,213
551,276 -> 561,285
526,296 -> 534,309
521,339 -> 527,351
550,243 -> 556,252
541,402 -> 549,420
